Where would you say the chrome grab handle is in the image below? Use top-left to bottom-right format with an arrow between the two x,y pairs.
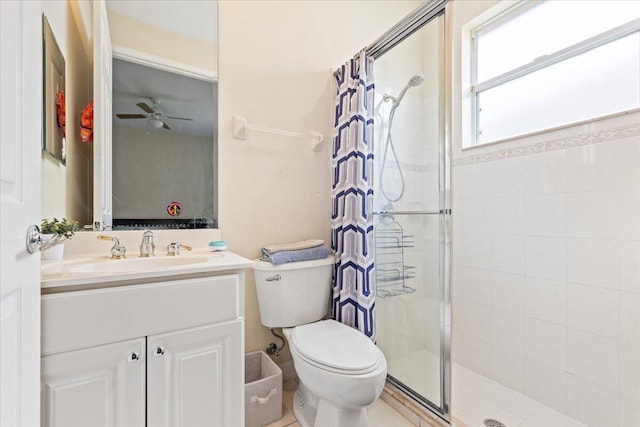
266,274 -> 281,282
153,346 -> 165,357
128,352 -> 140,363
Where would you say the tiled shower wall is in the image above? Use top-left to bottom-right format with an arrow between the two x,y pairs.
451,123 -> 640,426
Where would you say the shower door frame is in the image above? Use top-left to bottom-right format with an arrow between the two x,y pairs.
367,0 -> 452,423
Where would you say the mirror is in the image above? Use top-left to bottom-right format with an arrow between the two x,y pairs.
41,0 -> 218,230
111,58 -> 217,229
42,15 -> 66,164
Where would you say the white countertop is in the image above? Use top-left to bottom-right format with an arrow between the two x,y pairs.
41,250 -> 254,290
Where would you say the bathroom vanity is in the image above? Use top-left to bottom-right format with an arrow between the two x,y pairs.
40,250 -> 253,427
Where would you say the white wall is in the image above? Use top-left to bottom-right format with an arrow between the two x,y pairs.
218,0 -> 421,360
450,2 -> 640,426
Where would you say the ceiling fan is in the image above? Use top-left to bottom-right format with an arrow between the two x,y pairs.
116,97 -> 192,130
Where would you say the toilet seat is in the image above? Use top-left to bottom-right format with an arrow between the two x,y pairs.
289,320 -> 383,375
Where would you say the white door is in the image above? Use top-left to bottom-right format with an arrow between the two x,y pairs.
0,1 -> 43,426
41,338 -> 146,427
147,320 -> 244,427
93,0 -> 113,230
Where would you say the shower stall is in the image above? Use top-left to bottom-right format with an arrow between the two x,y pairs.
368,0 -> 451,422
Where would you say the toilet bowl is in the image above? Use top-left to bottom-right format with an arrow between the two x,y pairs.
283,320 -> 387,427
252,257 -> 388,427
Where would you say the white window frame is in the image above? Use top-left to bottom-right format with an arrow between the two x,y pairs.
468,1 -> 640,147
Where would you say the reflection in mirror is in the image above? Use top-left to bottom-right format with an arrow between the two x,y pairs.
43,15 -> 66,164
111,59 -> 217,229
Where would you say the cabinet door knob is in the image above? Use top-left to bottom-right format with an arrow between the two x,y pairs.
128,352 -> 140,363
153,346 -> 165,357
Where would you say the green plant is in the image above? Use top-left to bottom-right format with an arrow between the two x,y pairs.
41,217 -> 79,241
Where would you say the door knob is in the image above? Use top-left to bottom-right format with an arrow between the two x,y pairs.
26,225 -> 42,254
153,346 -> 165,357
128,352 -> 140,363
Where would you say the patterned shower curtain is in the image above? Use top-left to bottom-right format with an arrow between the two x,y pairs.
331,50 -> 376,341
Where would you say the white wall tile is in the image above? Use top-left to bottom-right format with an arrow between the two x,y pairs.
526,318 -> 566,369
491,196 -> 525,235
489,156 -> 526,197
453,266 -> 491,305
460,333 -> 493,378
490,271 -> 525,314
457,299 -> 492,343
567,283 -> 619,339
566,191 -> 619,239
620,189 -> 640,240
491,235 -> 525,274
567,238 -> 619,289
574,141 -> 629,192
491,347 -> 525,393
525,359 -> 566,413
567,329 -> 619,389
620,240 -> 640,293
620,393 -> 640,427
525,276 -> 567,325
566,374 -> 620,427
492,310 -> 525,354
453,232 -> 491,269
453,198 -> 491,234
620,292 -> 640,346
620,342 -> 640,399
525,236 -> 567,281
525,193 -> 567,237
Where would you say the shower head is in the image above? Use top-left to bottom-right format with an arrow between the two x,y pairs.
382,74 -> 425,108
396,74 -> 424,106
408,74 -> 425,87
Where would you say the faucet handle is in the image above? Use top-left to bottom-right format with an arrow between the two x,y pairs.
167,242 -> 192,256
97,235 -> 126,259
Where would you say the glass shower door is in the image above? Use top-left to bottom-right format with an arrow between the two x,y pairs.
373,11 -> 449,417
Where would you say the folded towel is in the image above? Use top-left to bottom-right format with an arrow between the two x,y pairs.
261,245 -> 331,265
262,239 -> 324,254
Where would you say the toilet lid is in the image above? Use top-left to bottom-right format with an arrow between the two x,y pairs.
290,320 -> 381,374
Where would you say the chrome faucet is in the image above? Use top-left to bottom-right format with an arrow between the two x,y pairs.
97,235 -> 126,259
139,231 -> 155,257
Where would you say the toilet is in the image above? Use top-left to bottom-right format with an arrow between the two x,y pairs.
252,256 -> 387,427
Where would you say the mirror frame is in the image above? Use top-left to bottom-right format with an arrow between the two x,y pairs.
42,15 -> 66,164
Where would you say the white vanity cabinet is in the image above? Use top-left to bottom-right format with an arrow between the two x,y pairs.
41,272 -> 246,427
41,337 -> 146,427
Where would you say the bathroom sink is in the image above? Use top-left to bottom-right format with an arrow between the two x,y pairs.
42,255 -> 212,275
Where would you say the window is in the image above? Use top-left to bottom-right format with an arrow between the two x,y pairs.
467,1 -> 640,147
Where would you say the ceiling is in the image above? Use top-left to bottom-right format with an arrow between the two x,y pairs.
105,0 -> 217,45
112,58 -> 217,139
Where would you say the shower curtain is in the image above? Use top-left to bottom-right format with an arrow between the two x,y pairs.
331,50 -> 376,341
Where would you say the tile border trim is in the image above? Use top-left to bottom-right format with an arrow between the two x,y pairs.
452,123 -> 640,167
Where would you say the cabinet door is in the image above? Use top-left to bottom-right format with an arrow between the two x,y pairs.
147,320 -> 244,427
41,338 -> 145,427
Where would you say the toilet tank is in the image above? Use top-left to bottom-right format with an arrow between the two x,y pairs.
252,256 -> 334,328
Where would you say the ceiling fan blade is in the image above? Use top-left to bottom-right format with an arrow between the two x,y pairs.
116,114 -> 146,119
136,102 -> 154,114
162,122 -> 171,130
166,117 -> 193,121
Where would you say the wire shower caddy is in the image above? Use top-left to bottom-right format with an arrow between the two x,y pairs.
374,214 -> 415,298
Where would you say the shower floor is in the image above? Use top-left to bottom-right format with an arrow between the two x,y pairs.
452,364 -> 586,427
387,349 -> 587,426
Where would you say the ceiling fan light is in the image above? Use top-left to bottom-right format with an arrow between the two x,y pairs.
149,118 -> 163,128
